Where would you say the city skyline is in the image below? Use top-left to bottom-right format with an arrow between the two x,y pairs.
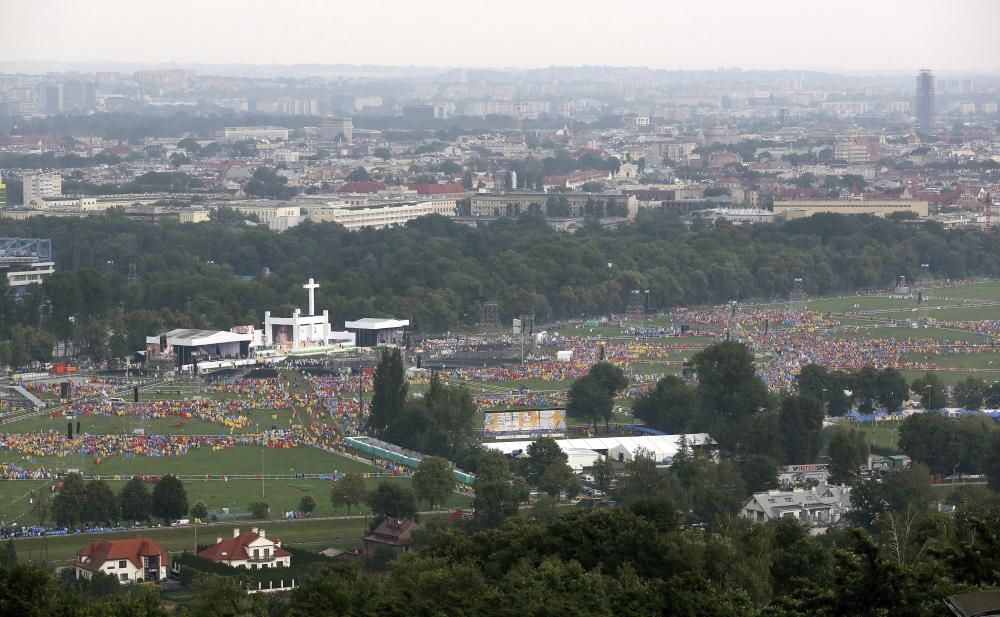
4,0 -> 1000,74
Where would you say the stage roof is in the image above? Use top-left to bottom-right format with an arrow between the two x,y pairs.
146,329 -> 252,347
344,318 -> 410,330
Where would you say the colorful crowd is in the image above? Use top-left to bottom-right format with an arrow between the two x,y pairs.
0,430 -> 302,462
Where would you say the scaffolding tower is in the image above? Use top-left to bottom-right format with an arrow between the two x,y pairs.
790,277 -> 808,303
128,258 -> 139,287
626,289 -> 644,320
480,302 -> 500,330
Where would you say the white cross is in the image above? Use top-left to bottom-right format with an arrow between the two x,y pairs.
303,278 -> 319,315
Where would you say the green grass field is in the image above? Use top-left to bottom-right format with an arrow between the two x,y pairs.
856,423 -> 903,453
906,352 -> 1000,370
829,326 -> 988,343
899,370 -> 990,387
0,475 -> 472,526
929,282 -> 1000,300
0,445 -> 374,477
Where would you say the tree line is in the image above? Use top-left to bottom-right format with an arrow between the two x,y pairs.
5,489 -> 998,616
1,211 -> 999,366
40,474 -> 189,529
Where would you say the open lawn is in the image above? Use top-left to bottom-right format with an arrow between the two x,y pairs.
900,370 -> 991,387
929,282 -> 1000,301
856,423 -> 903,453
906,352 -> 1000,371
0,475 -> 472,526
880,305 -> 1000,322
829,326 -> 988,343
795,296 -> 919,313
0,445 -> 374,477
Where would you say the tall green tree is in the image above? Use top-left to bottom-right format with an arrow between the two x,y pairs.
151,475 -> 188,522
118,476 -> 152,522
331,473 -> 367,515
692,341 -> 770,421
566,374 -> 613,430
412,456 -> 455,510
898,412 -> 958,475
297,495 -> 316,516
82,480 -> 118,526
367,482 -> 418,521
369,348 -> 408,438
953,376 -> 987,410
52,473 -> 87,528
875,368 -> 909,411
190,501 -> 209,521
632,375 -> 695,433
472,450 -> 521,527
827,426 -> 869,484
588,362 -> 628,398
778,395 -> 824,464
523,437 -> 568,485
691,341 -> 772,453
911,372 -> 947,410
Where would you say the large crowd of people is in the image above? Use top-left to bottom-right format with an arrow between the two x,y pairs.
22,378 -> 130,400
1,295 -> 996,480
0,430 -> 302,462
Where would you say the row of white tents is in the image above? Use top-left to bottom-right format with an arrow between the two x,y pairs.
483,433 -> 716,471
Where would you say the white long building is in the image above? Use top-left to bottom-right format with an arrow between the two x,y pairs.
303,200 -> 456,230
222,126 -> 290,142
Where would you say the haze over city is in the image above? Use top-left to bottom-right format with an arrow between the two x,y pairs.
4,0 -> 1000,73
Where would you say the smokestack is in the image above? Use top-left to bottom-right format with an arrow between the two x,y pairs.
233,528 -> 240,538
216,537 -> 223,544
258,529 -> 265,538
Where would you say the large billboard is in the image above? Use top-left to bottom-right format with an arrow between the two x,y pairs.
484,409 -> 567,434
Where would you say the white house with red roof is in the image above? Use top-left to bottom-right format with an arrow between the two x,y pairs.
198,527 -> 291,570
74,538 -> 170,583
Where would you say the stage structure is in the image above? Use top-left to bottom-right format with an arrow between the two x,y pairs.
145,329 -> 253,369
262,277 -> 354,354
480,302 -> 500,329
344,318 -> 410,348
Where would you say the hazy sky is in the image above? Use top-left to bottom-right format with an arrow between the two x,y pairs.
5,0 -> 1000,73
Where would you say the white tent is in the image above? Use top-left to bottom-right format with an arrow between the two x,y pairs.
484,433 -> 714,466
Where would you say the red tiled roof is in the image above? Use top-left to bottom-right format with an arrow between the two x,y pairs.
75,538 -> 169,572
337,181 -> 385,193
197,531 -> 290,563
366,518 -> 419,543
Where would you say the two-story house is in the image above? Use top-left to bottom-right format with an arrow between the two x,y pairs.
740,486 -> 850,531
197,527 -> 291,570
74,538 -> 170,583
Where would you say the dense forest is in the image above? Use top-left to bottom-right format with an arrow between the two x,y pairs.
1,210 -> 998,364
2,493 -> 999,616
